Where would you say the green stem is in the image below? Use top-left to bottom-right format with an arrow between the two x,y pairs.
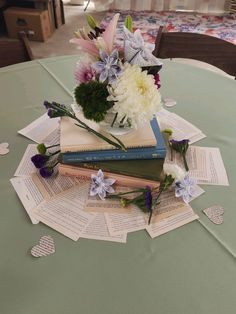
50,150 -> 60,156
183,153 -> 189,171
119,115 -> 126,125
48,103 -> 127,151
148,187 -> 164,225
111,112 -> 118,127
107,189 -> 146,197
47,144 -> 60,149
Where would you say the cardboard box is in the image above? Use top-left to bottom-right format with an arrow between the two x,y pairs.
4,7 -> 51,41
54,0 -> 63,28
34,0 -> 55,34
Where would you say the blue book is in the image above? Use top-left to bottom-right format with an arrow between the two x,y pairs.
61,118 -> 166,163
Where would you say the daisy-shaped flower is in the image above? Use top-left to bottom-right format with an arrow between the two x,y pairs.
175,174 -> 196,203
93,50 -> 121,83
90,169 -> 116,200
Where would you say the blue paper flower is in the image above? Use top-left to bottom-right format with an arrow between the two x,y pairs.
175,174 -> 196,203
93,50 -> 121,83
90,169 -> 116,200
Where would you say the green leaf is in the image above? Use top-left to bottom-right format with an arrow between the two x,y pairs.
124,15 -> 133,32
86,15 -> 97,30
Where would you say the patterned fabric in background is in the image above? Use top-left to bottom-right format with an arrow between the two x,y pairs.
101,11 -> 236,46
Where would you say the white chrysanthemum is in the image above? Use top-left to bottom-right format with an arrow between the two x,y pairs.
163,163 -> 186,181
107,64 -> 161,127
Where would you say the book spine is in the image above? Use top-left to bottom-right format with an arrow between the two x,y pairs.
62,162 -> 162,181
62,150 -> 166,163
58,164 -> 160,189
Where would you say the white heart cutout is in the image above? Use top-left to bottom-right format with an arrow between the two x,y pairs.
31,235 -> 55,257
0,142 -> 9,155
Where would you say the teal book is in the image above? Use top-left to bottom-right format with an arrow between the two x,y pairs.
61,118 -> 166,163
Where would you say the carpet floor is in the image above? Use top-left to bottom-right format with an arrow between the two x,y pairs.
102,10 -> 236,46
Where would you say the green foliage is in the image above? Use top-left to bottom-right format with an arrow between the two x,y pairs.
86,15 -> 97,30
124,15 -> 133,32
37,143 -> 47,155
74,81 -> 113,123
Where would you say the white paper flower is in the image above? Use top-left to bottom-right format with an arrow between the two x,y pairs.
163,163 -> 186,181
107,63 -> 161,127
90,169 -> 116,200
175,174 -> 197,203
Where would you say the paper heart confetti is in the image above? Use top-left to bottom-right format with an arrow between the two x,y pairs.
31,235 -> 55,258
203,205 -> 224,225
0,142 -> 9,155
163,98 -> 177,108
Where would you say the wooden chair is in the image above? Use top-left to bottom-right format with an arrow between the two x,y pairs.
153,26 -> 236,78
0,32 -> 33,68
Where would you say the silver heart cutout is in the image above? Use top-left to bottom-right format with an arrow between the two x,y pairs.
203,205 -> 224,225
31,235 -> 55,257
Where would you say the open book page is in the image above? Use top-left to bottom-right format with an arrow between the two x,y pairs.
165,145 -> 211,181
151,186 -> 204,224
166,146 -> 229,185
31,171 -> 88,199
156,109 -> 206,144
105,206 -> 147,236
34,185 -> 94,241
10,177 -> 43,224
60,113 -> 156,153
18,113 -> 60,146
14,144 -> 38,177
84,186 -> 135,214
81,213 -> 127,243
146,206 -> 199,238
196,147 -> 229,186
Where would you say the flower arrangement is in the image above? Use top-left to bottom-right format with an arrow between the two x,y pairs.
71,13 -> 162,132
29,14 -> 196,225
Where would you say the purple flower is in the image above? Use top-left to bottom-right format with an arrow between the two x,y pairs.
170,139 -> 189,153
43,101 -> 50,109
31,154 -> 49,169
47,108 -> 54,118
93,50 -> 121,83
169,139 -> 190,171
144,186 -> 152,211
175,174 -> 196,203
75,60 -> 96,85
47,109 -> 63,118
39,166 -> 54,178
154,73 -> 161,89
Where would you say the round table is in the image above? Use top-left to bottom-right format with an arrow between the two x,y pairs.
1,56 -> 236,314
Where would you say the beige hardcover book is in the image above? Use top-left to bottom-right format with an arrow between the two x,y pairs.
58,164 -> 160,189
60,113 -> 156,153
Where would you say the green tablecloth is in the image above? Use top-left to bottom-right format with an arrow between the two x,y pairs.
1,56 -> 236,314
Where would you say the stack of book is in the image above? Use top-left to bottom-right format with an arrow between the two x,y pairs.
58,112 -> 166,188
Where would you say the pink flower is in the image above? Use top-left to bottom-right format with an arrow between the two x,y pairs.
75,61 -> 96,85
70,13 -> 120,57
